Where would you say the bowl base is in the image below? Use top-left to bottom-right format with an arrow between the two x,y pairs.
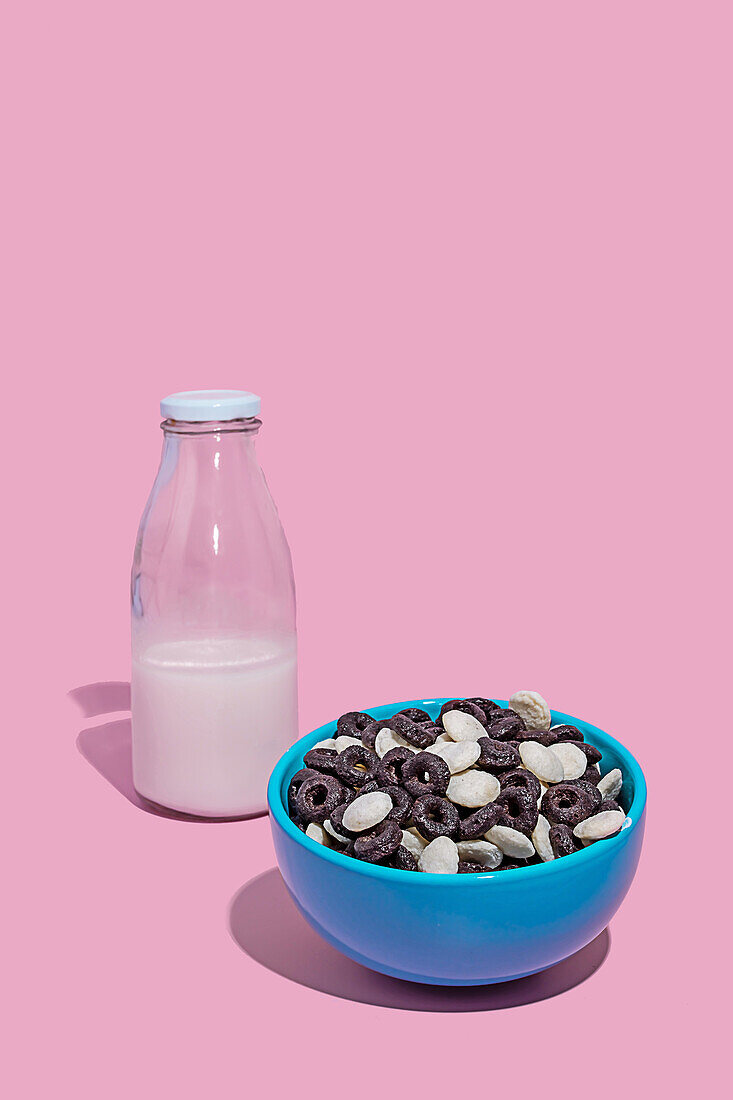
298,902 -> 560,986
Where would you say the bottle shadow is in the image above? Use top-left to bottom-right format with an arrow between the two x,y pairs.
72,681 -> 235,823
228,868 -> 611,1012
69,680 -> 131,718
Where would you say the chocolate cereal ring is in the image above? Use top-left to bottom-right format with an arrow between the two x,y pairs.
549,823 -> 582,858
295,773 -> 346,824
420,723 -> 445,741
375,746 -> 413,787
388,713 -> 437,749
498,768 -> 542,802
303,747 -> 340,775
494,786 -> 539,836
401,751 -> 450,798
476,737 -> 521,772
287,767 -> 319,814
412,794 -> 460,840
353,819 -> 402,863
550,724 -> 585,742
439,699 -> 488,727
458,861 -> 484,874
396,707 -> 433,724
485,711 -> 526,740
581,764 -> 601,785
458,801 -> 502,840
541,782 -> 597,828
359,720 -> 379,750
389,844 -> 418,871
573,779 -> 603,810
466,698 -> 502,723
511,729 -> 558,746
334,744 -> 379,788
336,711 -> 376,739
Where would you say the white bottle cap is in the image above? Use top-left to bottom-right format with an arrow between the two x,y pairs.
160,389 -> 262,421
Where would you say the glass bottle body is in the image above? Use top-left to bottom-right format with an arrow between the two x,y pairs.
130,416 -> 297,818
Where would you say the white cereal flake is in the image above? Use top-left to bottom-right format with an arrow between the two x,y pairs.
519,741 -> 564,784
335,735 -> 363,753
442,709 -> 486,742
485,825 -> 535,859
509,690 -> 552,731
457,840 -> 503,869
573,810 -> 626,841
446,769 -> 500,807
418,836 -> 459,874
305,822 -> 330,846
341,791 -> 393,832
550,741 -> 587,781
424,740 -> 481,773
401,828 -> 429,858
598,768 -> 623,802
374,726 -> 414,758
532,814 -> 554,861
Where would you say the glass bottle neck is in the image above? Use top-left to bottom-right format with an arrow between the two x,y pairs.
161,417 -> 262,437
157,417 -> 262,485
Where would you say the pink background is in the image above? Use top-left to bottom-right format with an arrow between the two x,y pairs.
3,2 -> 728,1096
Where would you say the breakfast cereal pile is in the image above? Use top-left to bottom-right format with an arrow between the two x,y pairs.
287,693 -> 627,873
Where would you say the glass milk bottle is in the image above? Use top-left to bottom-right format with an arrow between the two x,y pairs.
131,390 -> 298,818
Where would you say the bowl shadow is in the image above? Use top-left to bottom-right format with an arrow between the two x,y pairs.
228,868 -> 610,1011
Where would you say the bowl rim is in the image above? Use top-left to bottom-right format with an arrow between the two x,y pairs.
267,698 -> 647,884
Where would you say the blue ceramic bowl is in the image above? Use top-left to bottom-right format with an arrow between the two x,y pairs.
268,699 -> 646,985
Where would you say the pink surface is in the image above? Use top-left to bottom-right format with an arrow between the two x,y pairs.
3,2 -> 727,1096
